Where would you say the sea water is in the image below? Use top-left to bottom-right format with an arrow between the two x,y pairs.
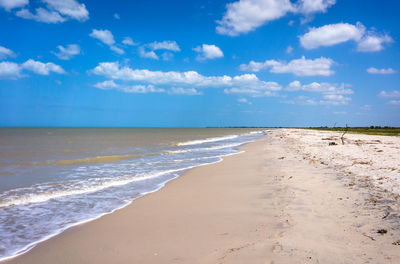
0,128 -> 265,260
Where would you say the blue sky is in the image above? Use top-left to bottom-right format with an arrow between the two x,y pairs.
0,0 -> 399,127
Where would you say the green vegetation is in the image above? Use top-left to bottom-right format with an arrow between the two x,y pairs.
308,126 -> 400,136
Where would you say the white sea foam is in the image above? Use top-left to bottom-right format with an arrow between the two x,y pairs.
176,135 -> 238,146
166,142 -> 243,154
0,167 -> 193,208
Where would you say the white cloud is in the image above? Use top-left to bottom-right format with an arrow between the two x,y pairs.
138,40 -> 179,60
161,52 -> 174,61
122,37 -> 137,46
0,61 -> 22,79
238,97 -> 252,104
333,111 -> 347,115
95,81 -> 164,94
0,46 -> 16,59
321,94 -> 351,105
53,44 -> 80,60
388,100 -> 400,106
91,62 -> 281,97
148,41 -> 180,52
16,8 -> 66,23
216,0 -> 336,36
43,0 -> 88,21
110,45 -> 125,55
0,0 -> 28,11
240,56 -> 335,76
118,84 -> 164,93
283,95 -> 318,105
300,22 -> 364,49
94,80 -> 118,89
367,67 -> 396,74
296,0 -> 336,14
286,80 -> 353,105
15,0 -> 88,23
286,45 -> 293,54
90,29 -> 115,46
300,22 -> 393,52
287,80 -> 353,94
114,13 -> 120,19
216,0 -> 294,36
193,44 -> 224,61
138,47 -> 159,60
378,90 -> 400,98
357,33 -> 393,52
90,29 -> 124,54
0,59 -> 64,78
22,59 -> 65,75
168,87 -> 202,95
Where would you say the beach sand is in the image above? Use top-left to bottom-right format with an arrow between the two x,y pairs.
6,129 -> 400,263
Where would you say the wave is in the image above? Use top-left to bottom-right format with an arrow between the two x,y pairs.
166,142 -> 243,154
175,135 -> 238,146
0,166 -> 196,208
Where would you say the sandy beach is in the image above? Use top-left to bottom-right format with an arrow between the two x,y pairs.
5,129 -> 400,264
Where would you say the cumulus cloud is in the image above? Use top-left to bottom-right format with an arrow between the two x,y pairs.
286,45 -> 293,54
91,61 -> 281,97
300,22 -> 364,49
193,44 -> 224,61
95,80 -> 164,94
367,67 -> 396,74
15,0 -> 88,23
0,61 -> 22,79
94,80 -> 118,89
285,80 -> 353,105
378,90 -> 400,98
138,47 -> 158,60
216,0 -> 336,36
300,22 -> 393,52
0,45 -> 16,59
0,59 -> 64,78
43,0 -> 88,21
357,33 -> 393,52
148,41 -> 180,52
240,56 -> 335,76
22,59 -> 65,75
296,0 -> 336,14
90,29 -> 115,46
138,40 -> 180,60
90,29 -> 124,54
0,0 -> 28,11
217,0 -> 294,36
16,7 -> 66,23
94,80 -> 202,95
53,44 -> 80,60
122,37 -> 137,46
168,87 -> 202,95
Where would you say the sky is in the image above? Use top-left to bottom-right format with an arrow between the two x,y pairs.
0,0 -> 399,127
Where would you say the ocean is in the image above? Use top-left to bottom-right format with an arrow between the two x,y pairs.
0,128 -> 265,260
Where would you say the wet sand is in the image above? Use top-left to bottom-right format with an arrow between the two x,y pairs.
6,129 -> 400,263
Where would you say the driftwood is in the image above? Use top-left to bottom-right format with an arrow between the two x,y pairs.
341,124 -> 348,145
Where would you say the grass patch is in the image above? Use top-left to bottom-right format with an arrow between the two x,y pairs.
308,127 -> 400,136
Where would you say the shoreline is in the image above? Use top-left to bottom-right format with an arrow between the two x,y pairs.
0,143 -> 250,262
5,129 -> 400,263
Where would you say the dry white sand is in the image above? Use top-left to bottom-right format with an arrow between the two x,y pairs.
5,129 -> 400,263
